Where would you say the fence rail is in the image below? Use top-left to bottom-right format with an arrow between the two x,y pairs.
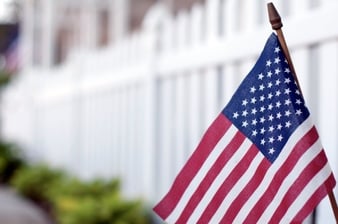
2,0 -> 338,222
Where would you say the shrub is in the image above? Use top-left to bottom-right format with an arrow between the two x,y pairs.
0,142 -> 26,183
52,178 -> 149,224
10,164 -> 65,202
10,164 -> 66,219
11,165 -> 150,224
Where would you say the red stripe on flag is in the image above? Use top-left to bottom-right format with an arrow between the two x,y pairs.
219,158 -> 271,223
292,173 -> 336,222
175,131 -> 246,223
243,126 -> 318,223
269,150 -> 328,223
196,144 -> 259,223
153,114 -> 231,219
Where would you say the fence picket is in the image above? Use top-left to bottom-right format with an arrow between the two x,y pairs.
157,79 -> 174,199
316,40 -> 338,224
205,0 -> 220,39
190,3 -> 204,44
224,0 -> 240,36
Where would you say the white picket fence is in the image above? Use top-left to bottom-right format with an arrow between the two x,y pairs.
2,0 -> 338,222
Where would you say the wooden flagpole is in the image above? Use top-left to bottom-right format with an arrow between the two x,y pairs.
267,3 -> 302,96
267,2 -> 338,223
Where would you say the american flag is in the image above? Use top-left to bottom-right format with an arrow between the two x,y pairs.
153,33 -> 336,223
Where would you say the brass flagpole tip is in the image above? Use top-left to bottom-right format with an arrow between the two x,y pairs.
267,2 -> 283,30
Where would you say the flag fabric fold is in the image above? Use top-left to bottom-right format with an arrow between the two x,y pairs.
153,33 -> 336,223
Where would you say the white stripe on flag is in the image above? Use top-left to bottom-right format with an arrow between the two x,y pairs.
186,138 -> 253,224
257,138 -> 322,223
233,117 -> 313,223
279,163 -> 332,223
209,153 -> 265,223
165,124 -> 238,223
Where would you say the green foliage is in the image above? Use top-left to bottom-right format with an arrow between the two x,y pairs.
50,178 -> 120,199
10,164 -> 65,202
0,141 -> 25,183
52,178 -> 149,224
10,165 -> 150,224
0,70 -> 12,86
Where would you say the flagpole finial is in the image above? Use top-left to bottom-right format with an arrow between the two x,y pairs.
267,2 -> 283,30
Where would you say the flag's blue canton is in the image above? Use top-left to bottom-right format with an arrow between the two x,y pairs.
223,33 -> 309,163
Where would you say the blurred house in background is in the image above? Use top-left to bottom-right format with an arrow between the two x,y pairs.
0,23 -> 19,74
0,0 -> 19,75
21,0 -> 206,68
2,0 -> 338,223
21,0 -> 154,67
